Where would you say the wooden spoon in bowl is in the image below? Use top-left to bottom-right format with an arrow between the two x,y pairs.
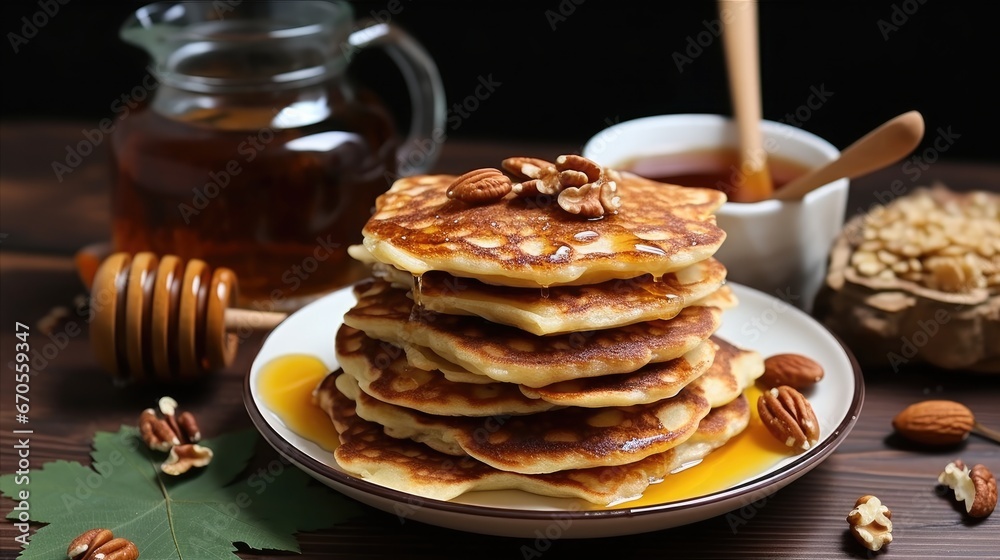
720,0 -> 773,202
773,110 -> 926,201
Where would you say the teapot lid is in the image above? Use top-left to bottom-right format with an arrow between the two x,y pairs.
121,1 -> 354,92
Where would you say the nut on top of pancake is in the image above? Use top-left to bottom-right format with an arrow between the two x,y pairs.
362,157 -> 727,287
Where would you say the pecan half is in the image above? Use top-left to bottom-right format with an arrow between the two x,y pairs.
757,386 -> 820,451
161,443 -> 215,476
138,408 -> 179,452
68,529 -> 138,560
139,396 -> 201,452
939,460 -> 997,518
446,168 -> 512,204
68,528 -> 113,560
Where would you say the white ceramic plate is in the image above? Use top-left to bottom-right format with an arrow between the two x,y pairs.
244,282 -> 863,538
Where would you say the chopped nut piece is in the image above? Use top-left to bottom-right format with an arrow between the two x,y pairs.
161,443 -> 214,476
938,460 -> 997,518
844,187 -> 1000,292
847,495 -> 893,552
38,305 -> 71,336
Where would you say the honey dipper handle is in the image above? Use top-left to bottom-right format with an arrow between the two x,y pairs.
224,308 -> 287,331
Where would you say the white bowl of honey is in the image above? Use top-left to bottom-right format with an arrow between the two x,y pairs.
583,114 -> 848,312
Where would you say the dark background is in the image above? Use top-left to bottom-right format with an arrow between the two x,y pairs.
2,0 -> 999,163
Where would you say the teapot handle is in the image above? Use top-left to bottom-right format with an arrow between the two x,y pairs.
349,21 -> 446,176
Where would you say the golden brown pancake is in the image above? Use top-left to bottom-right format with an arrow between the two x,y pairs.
399,341 -> 495,384
412,258 -> 728,335
353,251 -> 734,335
695,283 -> 738,310
687,337 -> 766,408
339,323 -> 718,410
517,339 -> 717,408
335,373 -> 711,474
318,371 -> 750,505
343,279 -> 724,387
336,324 -> 557,416
361,173 -> 727,287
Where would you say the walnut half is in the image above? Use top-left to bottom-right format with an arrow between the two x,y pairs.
502,155 -> 622,218
847,495 -> 893,552
161,443 -> 215,476
938,460 -> 997,518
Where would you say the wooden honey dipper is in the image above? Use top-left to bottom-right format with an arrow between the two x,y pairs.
89,252 -> 286,383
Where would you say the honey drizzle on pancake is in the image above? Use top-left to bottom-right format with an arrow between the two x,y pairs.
259,357 -> 796,508
412,274 -> 424,307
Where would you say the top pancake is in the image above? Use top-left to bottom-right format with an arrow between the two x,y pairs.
362,172 -> 727,287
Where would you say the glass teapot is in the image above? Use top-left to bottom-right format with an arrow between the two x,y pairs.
110,1 -> 445,309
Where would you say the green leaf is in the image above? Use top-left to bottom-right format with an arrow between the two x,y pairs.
1,426 -> 362,559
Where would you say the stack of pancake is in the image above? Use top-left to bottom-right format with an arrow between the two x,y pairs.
315,162 -> 765,506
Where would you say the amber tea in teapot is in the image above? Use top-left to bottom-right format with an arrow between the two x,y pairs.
111,1 -> 445,309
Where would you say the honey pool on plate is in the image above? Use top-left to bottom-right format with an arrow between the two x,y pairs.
257,354 -> 793,508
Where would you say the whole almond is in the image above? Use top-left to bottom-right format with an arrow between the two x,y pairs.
760,354 -> 824,389
891,400 -> 975,445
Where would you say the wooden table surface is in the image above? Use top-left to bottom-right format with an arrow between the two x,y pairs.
1,122 -> 998,559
